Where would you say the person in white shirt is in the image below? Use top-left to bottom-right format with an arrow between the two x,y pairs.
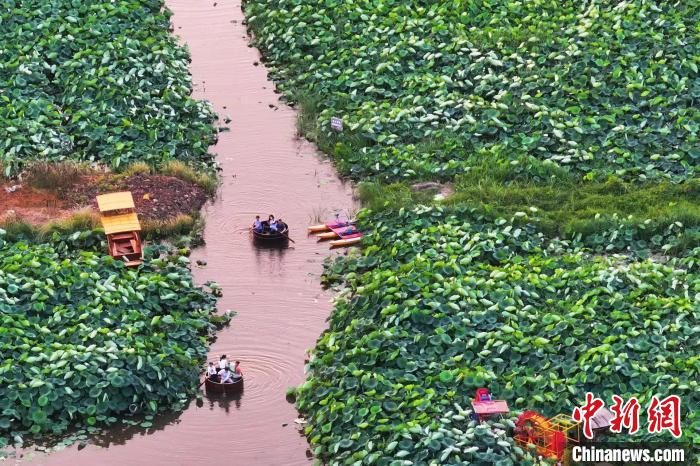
206,362 -> 218,381
219,367 -> 233,384
218,354 -> 228,370
268,215 -> 278,232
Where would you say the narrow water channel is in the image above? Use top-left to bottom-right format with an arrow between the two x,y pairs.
31,1 -> 356,464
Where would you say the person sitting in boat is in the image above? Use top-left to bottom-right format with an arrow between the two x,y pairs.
219,366 -> 233,384
207,362 -> 218,381
219,354 -> 229,370
232,360 -> 243,380
269,215 -> 279,232
334,213 -> 347,227
253,215 -> 263,233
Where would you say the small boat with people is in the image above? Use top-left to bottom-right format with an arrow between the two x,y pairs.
308,216 -> 363,248
205,376 -> 243,394
251,214 -> 290,245
204,355 -> 244,395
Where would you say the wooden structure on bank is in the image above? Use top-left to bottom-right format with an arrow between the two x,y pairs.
96,192 -> 143,267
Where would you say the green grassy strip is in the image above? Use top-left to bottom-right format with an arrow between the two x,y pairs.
357,159 -> 700,254
0,210 -> 203,244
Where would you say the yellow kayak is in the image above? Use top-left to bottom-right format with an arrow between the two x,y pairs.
316,231 -> 339,240
308,223 -> 330,233
308,220 -> 356,233
329,237 -> 362,249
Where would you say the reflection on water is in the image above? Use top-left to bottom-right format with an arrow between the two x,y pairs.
88,408 -> 187,449
204,390 -> 244,413
28,0 -> 356,464
254,243 -> 290,275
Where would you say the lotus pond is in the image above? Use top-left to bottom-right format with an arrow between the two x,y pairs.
0,230 -> 224,449
0,0 -> 217,176
246,0 -> 700,182
298,206 -> 699,465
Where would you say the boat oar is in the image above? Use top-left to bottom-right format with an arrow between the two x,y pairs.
284,232 -> 296,244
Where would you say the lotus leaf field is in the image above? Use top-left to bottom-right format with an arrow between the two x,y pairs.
0,0 -> 217,176
299,207 -> 699,465
246,0 -> 700,182
1,0 -> 699,462
243,0 -> 700,463
0,231 -> 222,448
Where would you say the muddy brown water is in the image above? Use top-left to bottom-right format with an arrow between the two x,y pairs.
27,1 -> 356,465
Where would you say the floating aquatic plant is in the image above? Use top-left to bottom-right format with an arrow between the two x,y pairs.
245,0 -> 700,182
0,0 -> 217,176
298,207 -> 699,465
0,231 -> 222,448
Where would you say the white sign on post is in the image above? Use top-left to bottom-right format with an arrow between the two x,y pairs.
330,117 -> 343,132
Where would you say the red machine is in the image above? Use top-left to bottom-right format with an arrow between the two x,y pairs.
471,388 -> 510,421
514,411 -> 574,460
514,408 -> 613,461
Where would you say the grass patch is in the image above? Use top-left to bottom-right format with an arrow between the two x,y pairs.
159,161 -> 218,196
357,174 -> 700,245
294,92 -> 323,139
120,161 -> 152,177
0,210 -> 101,242
36,210 -> 101,241
357,182 -> 423,211
0,213 -> 35,241
449,175 -> 700,240
142,213 -> 201,241
24,161 -> 88,191
1,211 -> 202,244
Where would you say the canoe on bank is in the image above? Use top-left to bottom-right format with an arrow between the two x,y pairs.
329,236 -> 363,248
311,220 -> 363,248
316,231 -> 339,240
205,376 -> 244,394
307,221 -> 355,233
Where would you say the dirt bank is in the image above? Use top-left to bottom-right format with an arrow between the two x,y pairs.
1,174 -> 206,226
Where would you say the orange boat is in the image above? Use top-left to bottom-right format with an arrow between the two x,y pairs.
309,221 -> 363,248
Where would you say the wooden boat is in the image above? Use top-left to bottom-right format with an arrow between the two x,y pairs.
96,192 -> 143,267
204,375 -> 244,394
251,221 -> 289,244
